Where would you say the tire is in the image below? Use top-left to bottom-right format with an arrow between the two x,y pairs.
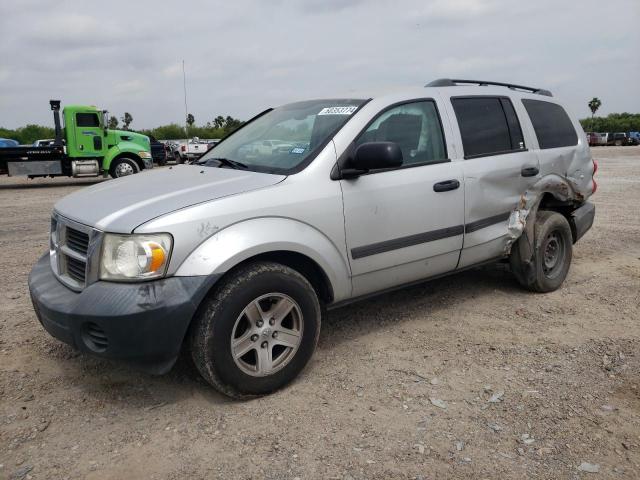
109,157 -> 140,178
510,210 -> 573,293
190,261 -> 322,398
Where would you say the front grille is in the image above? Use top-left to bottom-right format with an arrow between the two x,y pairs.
66,256 -> 86,283
66,227 -> 89,255
82,322 -> 108,352
50,214 -> 99,291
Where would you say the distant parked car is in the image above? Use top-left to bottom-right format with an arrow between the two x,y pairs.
609,132 -> 629,146
627,132 -> 640,146
33,139 -> 56,147
585,132 -> 599,146
148,135 -> 168,166
0,138 -> 19,148
176,137 -> 210,163
595,133 -> 608,146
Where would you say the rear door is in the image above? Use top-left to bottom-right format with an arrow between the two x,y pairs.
444,95 -> 541,267
340,99 -> 465,297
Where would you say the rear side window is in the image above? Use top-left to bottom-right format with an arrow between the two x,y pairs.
452,97 -> 525,158
522,99 -> 578,149
76,113 -> 100,127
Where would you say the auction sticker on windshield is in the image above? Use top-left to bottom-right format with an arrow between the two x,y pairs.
318,106 -> 358,115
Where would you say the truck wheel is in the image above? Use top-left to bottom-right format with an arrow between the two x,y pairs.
190,261 -> 321,398
110,157 -> 139,178
510,211 -> 573,293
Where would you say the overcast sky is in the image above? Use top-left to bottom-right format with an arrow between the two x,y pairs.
1,0 -> 638,129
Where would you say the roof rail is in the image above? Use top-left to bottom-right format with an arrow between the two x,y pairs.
425,78 -> 552,97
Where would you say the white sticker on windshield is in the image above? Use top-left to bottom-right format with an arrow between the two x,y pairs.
318,106 -> 358,116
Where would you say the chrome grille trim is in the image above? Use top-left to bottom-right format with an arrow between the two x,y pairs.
50,212 -> 102,291
66,227 -> 90,255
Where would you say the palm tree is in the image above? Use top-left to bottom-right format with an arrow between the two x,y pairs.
588,98 -> 602,131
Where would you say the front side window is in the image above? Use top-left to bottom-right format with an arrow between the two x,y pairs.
355,100 -> 446,166
452,97 -> 525,158
522,99 -> 578,149
199,99 -> 366,174
76,113 -> 100,127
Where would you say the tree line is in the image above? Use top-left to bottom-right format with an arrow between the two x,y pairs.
0,112 -> 244,144
578,113 -> 640,133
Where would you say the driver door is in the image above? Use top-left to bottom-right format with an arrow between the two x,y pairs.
340,99 -> 465,297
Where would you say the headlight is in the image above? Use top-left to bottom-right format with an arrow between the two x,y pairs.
139,151 -> 152,159
100,233 -> 172,281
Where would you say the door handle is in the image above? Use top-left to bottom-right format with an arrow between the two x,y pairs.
433,179 -> 460,192
521,166 -> 539,177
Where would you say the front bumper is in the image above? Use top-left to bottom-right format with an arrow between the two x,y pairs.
28,253 -> 218,374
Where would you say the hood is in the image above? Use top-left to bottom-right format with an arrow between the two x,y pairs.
54,165 -> 286,233
107,129 -> 150,150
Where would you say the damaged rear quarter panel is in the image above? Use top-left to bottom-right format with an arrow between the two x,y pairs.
505,110 -> 594,256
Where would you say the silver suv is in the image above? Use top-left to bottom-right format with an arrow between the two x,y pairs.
29,79 -> 596,398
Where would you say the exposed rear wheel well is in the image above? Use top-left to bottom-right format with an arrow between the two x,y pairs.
537,193 -> 578,242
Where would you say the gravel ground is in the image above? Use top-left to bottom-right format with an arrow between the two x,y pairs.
0,147 -> 639,480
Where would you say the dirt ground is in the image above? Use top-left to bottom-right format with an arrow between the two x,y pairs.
0,147 -> 638,480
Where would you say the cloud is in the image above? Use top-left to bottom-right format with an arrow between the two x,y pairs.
0,0 -> 638,128
114,79 -> 147,95
436,55 -> 525,77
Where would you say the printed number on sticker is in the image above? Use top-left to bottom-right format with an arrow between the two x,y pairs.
318,106 -> 358,116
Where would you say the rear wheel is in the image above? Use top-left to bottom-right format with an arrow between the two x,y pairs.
510,210 -> 573,293
190,261 -> 321,398
109,157 -> 139,178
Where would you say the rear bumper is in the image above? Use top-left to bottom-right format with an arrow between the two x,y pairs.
571,201 -> 595,243
28,253 -> 218,374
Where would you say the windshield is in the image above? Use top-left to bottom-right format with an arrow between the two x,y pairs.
198,99 -> 367,174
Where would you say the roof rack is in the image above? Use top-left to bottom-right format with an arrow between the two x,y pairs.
425,78 -> 552,97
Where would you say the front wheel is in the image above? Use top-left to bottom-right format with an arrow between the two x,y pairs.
190,261 -> 321,398
109,157 -> 140,178
510,210 -> 573,293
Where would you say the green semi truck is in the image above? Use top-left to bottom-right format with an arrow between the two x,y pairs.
0,100 -> 152,179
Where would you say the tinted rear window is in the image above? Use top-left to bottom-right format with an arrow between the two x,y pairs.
452,97 -> 524,158
76,113 -> 100,127
522,99 -> 578,149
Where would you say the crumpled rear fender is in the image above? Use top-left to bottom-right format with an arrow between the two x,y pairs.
506,172 -> 593,268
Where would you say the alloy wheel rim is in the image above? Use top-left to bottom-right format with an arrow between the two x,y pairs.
230,293 -> 303,377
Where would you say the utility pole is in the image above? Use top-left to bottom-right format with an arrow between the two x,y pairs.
182,60 -> 189,138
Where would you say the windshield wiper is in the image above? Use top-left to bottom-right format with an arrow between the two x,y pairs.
201,157 -> 249,170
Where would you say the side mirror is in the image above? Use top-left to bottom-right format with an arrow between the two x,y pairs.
341,142 -> 403,178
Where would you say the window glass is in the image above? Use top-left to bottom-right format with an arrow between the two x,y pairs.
199,99 -> 366,174
355,101 -> 446,166
76,113 -> 100,127
522,99 -> 578,149
452,97 -> 515,158
500,98 -> 525,150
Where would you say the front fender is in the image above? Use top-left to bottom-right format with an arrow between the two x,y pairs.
104,143 -> 152,170
174,217 -> 352,302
